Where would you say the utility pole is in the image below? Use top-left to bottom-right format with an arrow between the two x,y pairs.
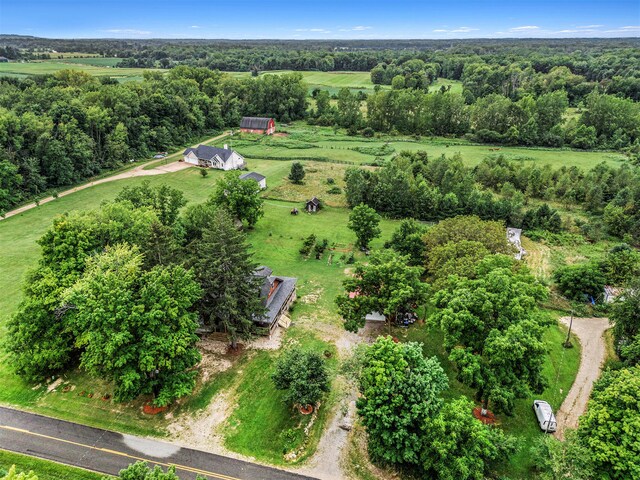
564,309 -> 574,348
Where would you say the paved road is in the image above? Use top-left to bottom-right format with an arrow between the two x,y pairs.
0,407 -> 316,480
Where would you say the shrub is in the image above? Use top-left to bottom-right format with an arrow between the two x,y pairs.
271,347 -> 330,408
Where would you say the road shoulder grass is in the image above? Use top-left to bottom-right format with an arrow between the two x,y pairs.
0,449 -> 108,480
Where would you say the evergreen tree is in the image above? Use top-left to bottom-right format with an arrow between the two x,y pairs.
186,209 -> 265,349
288,162 -> 306,184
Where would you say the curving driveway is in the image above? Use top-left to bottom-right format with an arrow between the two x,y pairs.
553,316 -> 610,440
1,132 -> 230,221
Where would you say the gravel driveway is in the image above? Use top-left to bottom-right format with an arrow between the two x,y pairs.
553,316 -> 610,440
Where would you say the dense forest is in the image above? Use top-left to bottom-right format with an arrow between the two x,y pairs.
0,67 -> 306,213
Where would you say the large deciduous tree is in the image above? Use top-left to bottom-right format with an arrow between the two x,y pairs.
62,244 -> 202,405
357,337 -> 448,466
271,347 -> 330,409
336,250 -> 428,332
210,172 -> 264,228
347,203 -> 381,249
431,255 -> 549,414
578,367 -> 640,479
610,280 -> 640,365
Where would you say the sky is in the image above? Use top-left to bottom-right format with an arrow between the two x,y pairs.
0,0 -> 638,39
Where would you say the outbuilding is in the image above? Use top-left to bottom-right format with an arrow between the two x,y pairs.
239,172 -> 267,190
305,197 -> 321,213
240,117 -> 276,135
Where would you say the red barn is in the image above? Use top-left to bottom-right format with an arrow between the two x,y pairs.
240,117 -> 276,135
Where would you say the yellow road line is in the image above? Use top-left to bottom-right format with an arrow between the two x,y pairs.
0,425 -> 240,480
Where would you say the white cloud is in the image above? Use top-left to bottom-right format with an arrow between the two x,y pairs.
509,25 -> 540,31
352,25 -> 372,31
576,24 -> 603,29
432,26 -> 478,33
620,25 -> 640,30
295,28 -> 331,33
190,25 -> 201,29
102,28 -> 151,35
451,26 -> 478,33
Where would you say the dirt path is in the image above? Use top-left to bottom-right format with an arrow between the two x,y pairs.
1,131 -> 230,221
554,316 -> 610,440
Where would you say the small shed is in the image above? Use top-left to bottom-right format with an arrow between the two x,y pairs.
239,172 -> 267,189
240,117 -> 276,135
305,197 -> 321,213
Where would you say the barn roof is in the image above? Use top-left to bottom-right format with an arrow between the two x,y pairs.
240,117 -> 273,129
240,172 -> 266,182
306,197 -> 320,206
183,144 -> 233,162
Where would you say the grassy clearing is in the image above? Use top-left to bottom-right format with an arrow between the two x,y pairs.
394,315 -> 580,479
223,329 -> 338,465
0,449 -> 107,480
212,124 -> 627,170
0,61 -> 161,81
55,57 -> 121,67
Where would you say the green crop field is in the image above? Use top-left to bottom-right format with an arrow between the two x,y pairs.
231,70 -> 463,95
0,61 -> 160,81
55,57 -> 122,67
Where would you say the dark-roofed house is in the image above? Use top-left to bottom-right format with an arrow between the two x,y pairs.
305,197 -> 321,213
182,144 -> 245,170
253,266 -> 297,334
0,57 -> 8,63
239,172 -> 267,189
240,117 -> 276,135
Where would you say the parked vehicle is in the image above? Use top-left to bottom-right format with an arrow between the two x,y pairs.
533,400 -> 557,432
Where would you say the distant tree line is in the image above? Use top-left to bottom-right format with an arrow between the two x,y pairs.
0,66 -> 306,213
344,150 -> 640,244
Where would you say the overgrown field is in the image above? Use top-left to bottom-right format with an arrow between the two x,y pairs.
214,123 -> 628,169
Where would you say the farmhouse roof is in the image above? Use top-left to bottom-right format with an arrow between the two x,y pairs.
307,197 -> 320,206
183,144 -> 233,162
240,172 -> 266,182
253,266 -> 296,327
240,117 -> 272,129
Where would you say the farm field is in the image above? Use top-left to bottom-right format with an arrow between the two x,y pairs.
0,60 -> 159,82
54,57 -> 122,67
213,123 -> 628,170
231,70 -> 463,95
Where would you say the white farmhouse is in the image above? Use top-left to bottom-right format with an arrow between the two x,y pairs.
183,144 -> 245,170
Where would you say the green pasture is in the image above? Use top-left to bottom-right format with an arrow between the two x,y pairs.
0,61 -> 160,81
56,57 -> 122,67
231,70 -> 463,96
215,124 -> 627,169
